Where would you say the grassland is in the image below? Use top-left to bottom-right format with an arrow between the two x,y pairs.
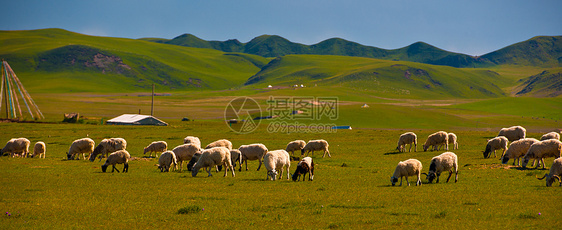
0,121 -> 560,229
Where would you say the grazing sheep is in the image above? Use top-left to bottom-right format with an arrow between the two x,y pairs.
448,133 -> 458,150
172,144 -> 201,172
67,138 -> 95,160
422,152 -> 458,183
239,143 -> 268,171
230,149 -> 242,168
191,147 -> 235,177
390,159 -> 422,186
301,139 -> 331,158
522,139 -> 562,169
501,138 -> 540,166
264,150 -> 291,181
31,141 -> 46,158
536,157 -> 562,187
183,136 -> 202,149
540,131 -> 561,141
396,132 -> 417,152
482,136 -> 509,159
205,139 -> 233,150
101,150 -> 130,173
1,138 -> 30,157
291,157 -> 314,181
186,152 -> 201,172
143,141 -> 167,158
89,138 -> 127,161
285,140 -> 306,156
423,131 -> 448,152
157,150 -> 178,172
498,125 -> 526,142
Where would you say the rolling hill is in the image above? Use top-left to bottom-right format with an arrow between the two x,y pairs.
513,68 -> 562,97
0,28 -> 560,98
146,33 -> 561,68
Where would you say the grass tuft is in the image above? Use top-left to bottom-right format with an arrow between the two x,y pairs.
177,205 -> 202,215
434,211 -> 447,219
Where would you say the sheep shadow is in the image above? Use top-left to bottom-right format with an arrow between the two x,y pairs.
384,151 -> 408,155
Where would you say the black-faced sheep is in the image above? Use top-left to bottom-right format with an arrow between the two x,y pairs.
205,139 -> 233,150
286,140 -> 306,156
423,131 -> 448,152
536,157 -> 562,187
67,138 -> 95,160
191,147 -> 235,177
291,157 -> 314,181
101,150 -> 130,173
264,149 -> 291,181
31,141 -> 46,158
301,139 -> 331,158
1,138 -> 30,157
423,152 -> 458,183
183,136 -> 201,149
396,132 -> 417,153
172,144 -> 201,172
498,125 -> 526,142
390,159 -> 422,186
143,141 -> 167,158
90,138 -> 127,161
448,133 -> 458,150
522,139 -> 562,169
501,138 -> 540,166
483,136 -> 508,158
239,143 -> 268,171
540,131 -> 561,141
157,150 -> 177,172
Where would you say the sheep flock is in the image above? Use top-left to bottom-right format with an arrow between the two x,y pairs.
2,125 -> 561,187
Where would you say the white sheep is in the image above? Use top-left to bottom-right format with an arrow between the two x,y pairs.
291,157 -> 314,181
536,157 -> 562,187
448,133 -> 458,150
1,138 -> 30,157
172,144 -> 201,172
67,138 -> 95,160
158,150 -> 178,172
183,136 -> 201,149
239,143 -> 268,171
89,138 -> 127,161
498,125 -> 526,142
396,132 -> 417,152
31,141 -> 46,158
501,138 -> 540,166
540,131 -> 561,141
390,159 -> 422,186
285,140 -> 306,156
423,131 -> 448,152
143,141 -> 167,158
301,139 -> 331,158
101,150 -> 130,173
422,152 -> 458,183
264,149 -> 291,181
205,139 -> 233,150
522,139 -> 562,169
191,147 -> 235,177
482,136 -> 509,158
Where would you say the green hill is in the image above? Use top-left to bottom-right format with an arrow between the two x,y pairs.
245,55 -> 507,98
513,68 -> 562,97
482,36 -> 562,67
0,29 -> 269,92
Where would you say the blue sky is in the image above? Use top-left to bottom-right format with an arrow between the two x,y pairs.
1,0 -> 560,56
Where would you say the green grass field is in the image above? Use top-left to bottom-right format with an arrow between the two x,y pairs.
0,121 -> 559,229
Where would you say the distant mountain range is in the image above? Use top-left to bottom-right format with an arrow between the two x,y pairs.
143,34 -> 562,68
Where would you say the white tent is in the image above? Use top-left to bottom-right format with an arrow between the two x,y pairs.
106,114 -> 168,126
